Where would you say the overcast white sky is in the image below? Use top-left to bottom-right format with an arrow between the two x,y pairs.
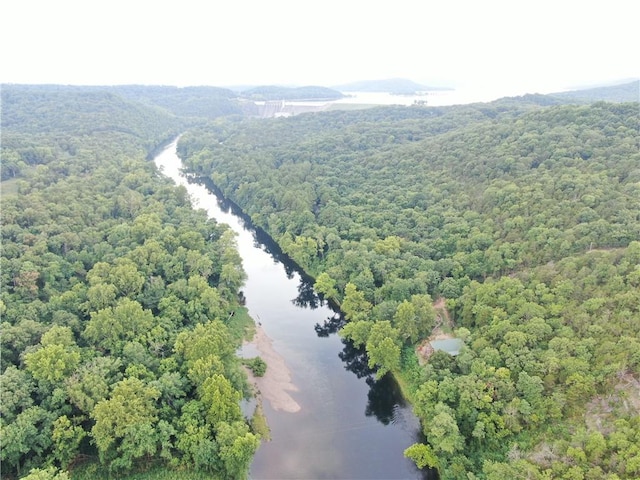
2,0 -> 638,94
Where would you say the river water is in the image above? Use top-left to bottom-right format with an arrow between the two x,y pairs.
155,139 -> 432,480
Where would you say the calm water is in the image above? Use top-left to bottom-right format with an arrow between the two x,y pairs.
275,85 -> 570,110
155,139 -> 433,479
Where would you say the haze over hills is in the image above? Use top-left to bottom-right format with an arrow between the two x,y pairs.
549,79 -> 639,103
331,78 -> 454,94
239,85 -> 345,101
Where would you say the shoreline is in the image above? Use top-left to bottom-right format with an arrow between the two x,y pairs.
243,323 -> 301,413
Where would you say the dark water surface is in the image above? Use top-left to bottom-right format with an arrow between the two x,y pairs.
155,139 -> 432,479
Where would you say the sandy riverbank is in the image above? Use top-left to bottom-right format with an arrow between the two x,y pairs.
244,323 -> 301,413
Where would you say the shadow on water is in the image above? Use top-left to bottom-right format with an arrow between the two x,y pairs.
187,174 -> 302,280
186,173 -> 437,479
288,262 -> 418,431
338,339 -> 408,425
292,277 -> 321,310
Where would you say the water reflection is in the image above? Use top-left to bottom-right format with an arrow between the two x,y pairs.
187,174 -> 300,280
191,173 -> 417,427
366,373 -> 407,425
338,340 -> 375,380
177,171 -> 434,479
314,312 -> 343,337
292,278 -> 320,309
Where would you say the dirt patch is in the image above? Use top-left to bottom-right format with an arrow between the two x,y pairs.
430,331 -> 455,341
416,297 -> 456,364
585,371 -> 640,434
432,296 -> 446,309
433,297 -> 452,327
586,246 -> 623,254
244,323 -> 301,413
416,340 -> 434,363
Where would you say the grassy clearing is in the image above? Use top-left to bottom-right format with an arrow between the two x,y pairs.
251,402 -> 271,441
226,306 -> 256,343
1,178 -> 22,196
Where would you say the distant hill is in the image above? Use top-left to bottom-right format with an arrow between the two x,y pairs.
332,78 -> 452,94
240,85 -> 345,101
110,85 -> 243,119
480,81 -> 639,109
1,84 -> 181,138
549,79 -> 639,103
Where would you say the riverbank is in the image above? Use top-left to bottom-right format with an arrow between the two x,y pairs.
165,139 -> 430,478
243,323 -> 301,413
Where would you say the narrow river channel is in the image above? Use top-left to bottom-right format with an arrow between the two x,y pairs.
155,139 -> 433,480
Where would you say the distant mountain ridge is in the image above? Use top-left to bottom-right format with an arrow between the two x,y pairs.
550,79 -> 639,103
110,84 -> 241,119
332,78 -> 453,94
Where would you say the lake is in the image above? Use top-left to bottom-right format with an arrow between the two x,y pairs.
254,85 -> 569,117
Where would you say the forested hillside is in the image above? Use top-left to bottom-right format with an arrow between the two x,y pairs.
1,86 -> 260,479
1,85 -> 182,181
111,85 -> 243,120
2,82 -> 638,479
550,80 -> 639,104
178,99 -> 640,479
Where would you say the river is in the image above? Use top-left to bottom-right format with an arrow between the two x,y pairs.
154,139 -> 433,480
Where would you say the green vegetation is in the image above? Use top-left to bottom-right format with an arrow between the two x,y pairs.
177,96 -> 640,478
249,403 -> 271,441
243,357 -> 267,377
71,463 -> 220,480
110,85 -> 242,120
2,80 -> 638,480
0,86 -> 260,479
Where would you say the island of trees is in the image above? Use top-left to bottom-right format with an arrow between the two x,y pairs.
1,80 -> 639,479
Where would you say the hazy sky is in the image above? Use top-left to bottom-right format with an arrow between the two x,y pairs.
2,0 -> 638,94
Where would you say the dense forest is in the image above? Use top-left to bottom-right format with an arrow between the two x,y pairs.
1,81 -> 638,480
1,85 -> 262,479
176,92 -> 640,478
